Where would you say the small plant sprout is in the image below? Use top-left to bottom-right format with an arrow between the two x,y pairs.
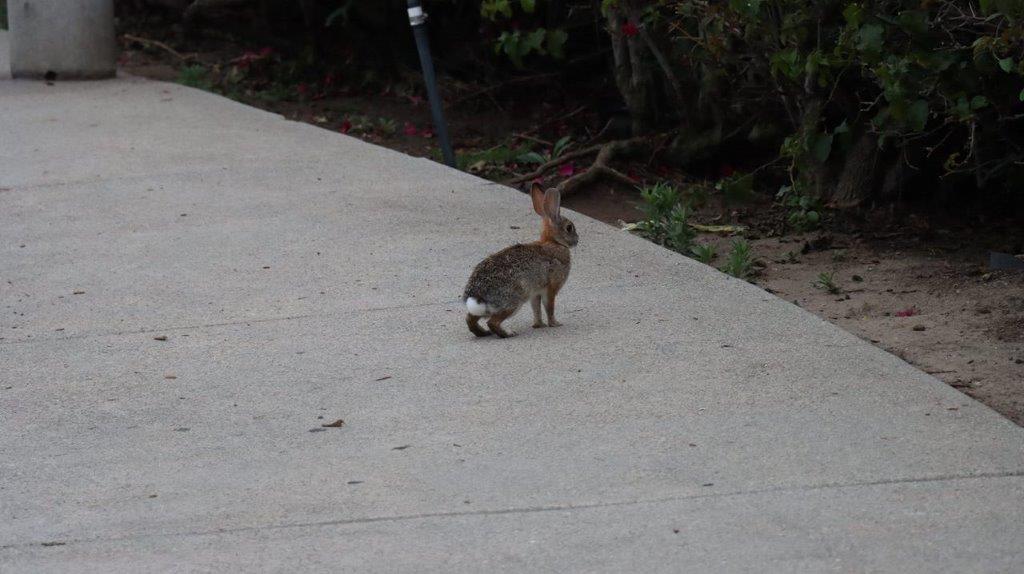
375,117 -> 399,136
690,242 -> 717,264
814,271 -> 842,294
721,239 -> 755,280
639,182 -> 680,221
177,65 -> 213,90
664,204 -> 696,252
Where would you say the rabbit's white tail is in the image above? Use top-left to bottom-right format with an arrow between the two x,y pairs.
465,297 -> 489,316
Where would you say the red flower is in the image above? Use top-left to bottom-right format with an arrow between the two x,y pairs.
340,120 -> 352,134
403,122 -> 419,136
622,21 -> 639,38
296,83 -> 309,96
258,47 -> 274,58
420,128 -> 434,139
558,162 -> 575,177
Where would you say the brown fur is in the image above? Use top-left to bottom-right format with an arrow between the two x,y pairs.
466,313 -> 490,337
462,184 -> 578,337
486,309 -> 517,338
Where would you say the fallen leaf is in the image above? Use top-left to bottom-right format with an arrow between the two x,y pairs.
153,335 -> 168,341
689,223 -> 747,235
73,290 -> 85,295
375,375 -> 392,381
321,419 -> 345,428
392,445 -> 411,450
164,374 -> 177,380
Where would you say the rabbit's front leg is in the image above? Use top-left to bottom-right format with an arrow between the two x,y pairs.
544,284 -> 563,327
531,295 -> 546,328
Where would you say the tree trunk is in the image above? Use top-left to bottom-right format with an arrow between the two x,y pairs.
828,130 -> 879,209
605,5 -> 653,135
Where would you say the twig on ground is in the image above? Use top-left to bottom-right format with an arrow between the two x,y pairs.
505,142 -> 610,185
514,134 -> 554,147
556,138 -> 649,196
518,105 -> 588,139
123,34 -> 196,62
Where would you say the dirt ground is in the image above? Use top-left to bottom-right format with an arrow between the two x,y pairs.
118,41 -> 1024,426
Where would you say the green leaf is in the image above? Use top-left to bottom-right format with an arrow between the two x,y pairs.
907,99 -> 929,132
552,135 -> 572,158
770,49 -> 802,80
842,3 -> 864,28
971,95 -> 989,110
728,0 -> 763,19
998,57 -> 1015,73
896,10 -> 928,36
524,28 -> 547,54
516,151 -> 545,164
481,0 -> 513,20
545,29 -> 568,59
324,2 -> 352,27
520,0 -> 536,14
856,24 -> 884,55
1020,88 -> 1024,102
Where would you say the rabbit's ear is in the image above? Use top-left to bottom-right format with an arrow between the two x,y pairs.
530,182 -> 546,216
543,188 -> 561,220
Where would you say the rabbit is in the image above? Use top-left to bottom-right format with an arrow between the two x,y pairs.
462,183 -> 579,338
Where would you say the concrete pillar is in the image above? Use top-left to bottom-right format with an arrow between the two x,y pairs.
9,0 -> 117,79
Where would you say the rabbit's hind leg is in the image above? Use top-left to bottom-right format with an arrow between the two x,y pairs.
466,313 -> 491,337
486,309 -> 518,338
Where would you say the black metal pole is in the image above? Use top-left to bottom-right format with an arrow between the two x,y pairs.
407,0 -> 456,168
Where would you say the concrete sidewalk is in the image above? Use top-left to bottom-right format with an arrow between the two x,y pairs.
2,31 -> 1022,572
